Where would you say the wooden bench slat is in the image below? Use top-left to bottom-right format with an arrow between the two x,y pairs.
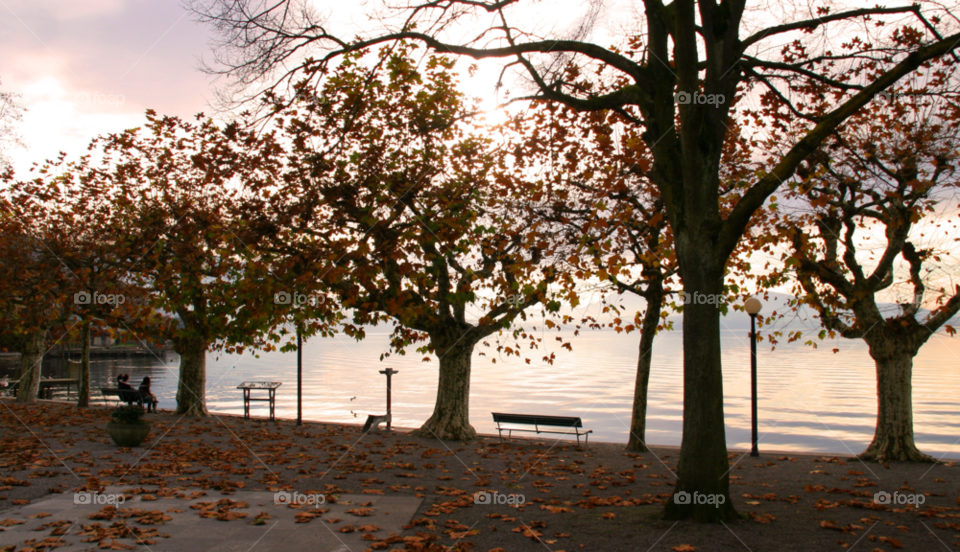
492,412 -> 583,428
491,412 -> 592,448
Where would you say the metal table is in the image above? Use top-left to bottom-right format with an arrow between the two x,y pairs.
237,381 -> 282,421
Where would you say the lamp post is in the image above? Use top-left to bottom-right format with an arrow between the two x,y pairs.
296,327 -> 302,427
744,297 -> 762,457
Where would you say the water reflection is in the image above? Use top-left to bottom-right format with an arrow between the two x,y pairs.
2,331 -> 958,458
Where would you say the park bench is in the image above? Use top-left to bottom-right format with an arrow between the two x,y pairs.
362,414 -> 389,432
492,412 -> 593,448
100,388 -> 155,409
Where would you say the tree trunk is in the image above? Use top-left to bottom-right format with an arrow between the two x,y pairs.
858,350 -> 933,462
412,336 -> 477,441
77,320 -> 91,408
175,342 -> 208,416
663,272 -> 738,522
16,330 -> 46,403
625,299 -> 662,453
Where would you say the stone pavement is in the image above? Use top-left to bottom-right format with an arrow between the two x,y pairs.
0,488 -> 424,552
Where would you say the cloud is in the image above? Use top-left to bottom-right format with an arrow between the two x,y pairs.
0,0 -> 214,174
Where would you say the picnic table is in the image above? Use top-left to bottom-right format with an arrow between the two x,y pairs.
7,378 -> 79,399
40,378 -> 79,399
237,381 -> 282,421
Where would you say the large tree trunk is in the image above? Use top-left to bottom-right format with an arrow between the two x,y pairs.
77,320 -> 91,408
412,332 -> 477,441
175,341 -> 208,416
663,270 -> 738,522
625,298 -> 662,453
858,349 -> 933,462
16,330 -> 46,403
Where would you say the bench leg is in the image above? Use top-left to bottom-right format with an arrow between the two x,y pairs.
362,415 -> 387,433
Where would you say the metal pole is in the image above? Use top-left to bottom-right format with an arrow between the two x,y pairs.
750,313 -> 759,457
379,368 -> 397,430
297,327 -> 302,427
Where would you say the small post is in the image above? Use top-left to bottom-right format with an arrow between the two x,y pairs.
744,297 -> 763,457
296,327 -> 303,427
379,368 -> 398,430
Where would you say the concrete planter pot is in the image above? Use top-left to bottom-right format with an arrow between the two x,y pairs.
106,421 -> 151,447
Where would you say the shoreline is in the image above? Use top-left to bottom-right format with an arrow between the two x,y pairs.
6,397 -> 907,461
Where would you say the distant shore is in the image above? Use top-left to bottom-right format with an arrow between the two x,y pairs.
0,345 -> 175,360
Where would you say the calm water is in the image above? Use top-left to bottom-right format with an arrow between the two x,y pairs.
4,329 -> 959,459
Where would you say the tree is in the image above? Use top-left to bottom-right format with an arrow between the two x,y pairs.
6,154 -> 155,408
0,181 -> 74,403
504,100 -> 760,453
500,100 -> 678,452
764,78 -> 960,462
192,0 -> 960,521
87,111 -> 292,416
261,47 -> 568,439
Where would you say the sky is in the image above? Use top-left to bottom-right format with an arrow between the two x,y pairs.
0,0 -> 894,175
0,0 -> 647,176
1,0 -> 214,175
4,0 -> 957,310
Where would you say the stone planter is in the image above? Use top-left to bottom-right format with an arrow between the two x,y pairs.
106,421 -> 151,447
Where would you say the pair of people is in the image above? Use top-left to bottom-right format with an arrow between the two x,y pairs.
116,374 -> 158,413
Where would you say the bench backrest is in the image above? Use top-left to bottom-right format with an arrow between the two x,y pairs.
101,388 -> 143,402
492,412 -> 583,428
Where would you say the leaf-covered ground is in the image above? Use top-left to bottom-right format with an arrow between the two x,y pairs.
1,400 -> 958,551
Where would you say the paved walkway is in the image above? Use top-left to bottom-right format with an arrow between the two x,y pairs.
0,488 -> 423,552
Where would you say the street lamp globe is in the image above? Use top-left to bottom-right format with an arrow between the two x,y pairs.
744,297 -> 763,315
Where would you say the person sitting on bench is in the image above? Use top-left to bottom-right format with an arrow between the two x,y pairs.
117,374 -> 137,405
138,376 -> 158,413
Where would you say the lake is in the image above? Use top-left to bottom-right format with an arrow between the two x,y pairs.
4,328 -> 959,459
